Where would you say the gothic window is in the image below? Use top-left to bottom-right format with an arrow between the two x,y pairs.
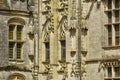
8,18 -> 25,60
45,42 -> 50,62
105,0 -> 120,46
60,40 -> 66,61
43,30 -> 50,62
58,18 -> 67,61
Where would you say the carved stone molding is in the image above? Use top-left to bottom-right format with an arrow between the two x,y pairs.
58,17 -> 68,40
42,61 -> 52,74
57,0 -> 68,16
57,60 -> 68,80
41,61 -> 53,80
70,61 -> 80,77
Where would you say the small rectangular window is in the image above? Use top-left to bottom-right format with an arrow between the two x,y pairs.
17,26 -> 22,40
107,26 -> 112,46
107,67 -> 112,77
45,42 -> 50,62
9,25 -> 14,40
114,67 -> 120,77
115,25 -> 120,45
115,11 -> 119,22
61,40 -> 66,61
108,0 -> 112,9
107,12 -> 112,23
9,43 -> 14,59
115,0 -> 119,8
17,43 -> 22,59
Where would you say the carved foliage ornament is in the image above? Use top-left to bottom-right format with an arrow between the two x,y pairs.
58,17 -> 68,40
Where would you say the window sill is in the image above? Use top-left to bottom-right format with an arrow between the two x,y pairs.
104,8 -> 120,12
9,59 -> 16,61
16,59 -> 24,62
9,59 -> 24,62
9,40 -> 25,43
105,77 -> 120,79
42,61 -> 50,64
58,60 -> 66,63
102,46 -> 120,50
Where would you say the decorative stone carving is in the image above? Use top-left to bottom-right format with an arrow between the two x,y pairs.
57,60 -> 68,80
28,17 -> 34,35
42,62 -> 53,74
70,60 -> 80,77
70,0 -> 77,20
58,18 -> 67,40
58,60 -> 67,72
44,32 -> 50,42
57,0 -> 68,16
42,0 -> 54,33
42,62 -> 53,80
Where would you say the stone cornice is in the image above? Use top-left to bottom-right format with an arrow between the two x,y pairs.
0,9 -> 29,17
0,65 -> 32,72
86,57 -> 120,63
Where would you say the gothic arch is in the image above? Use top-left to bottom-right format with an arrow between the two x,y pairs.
7,73 -> 25,80
58,16 -> 67,40
42,19 -> 51,42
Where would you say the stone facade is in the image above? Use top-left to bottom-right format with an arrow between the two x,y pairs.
0,0 -> 120,80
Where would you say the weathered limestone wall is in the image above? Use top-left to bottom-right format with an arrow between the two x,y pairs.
84,1 -> 105,80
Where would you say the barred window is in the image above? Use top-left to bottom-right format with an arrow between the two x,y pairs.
9,25 -> 14,40
9,43 -> 14,59
8,18 -> 25,60
105,0 -> 120,46
17,43 -> 22,59
17,26 -> 23,40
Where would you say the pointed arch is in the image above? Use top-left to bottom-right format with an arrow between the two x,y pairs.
42,19 -> 51,42
58,16 -> 67,40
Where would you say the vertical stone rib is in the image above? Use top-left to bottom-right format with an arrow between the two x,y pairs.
33,0 -> 39,80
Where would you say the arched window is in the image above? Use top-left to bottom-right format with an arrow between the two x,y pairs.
58,17 -> 67,61
8,73 -> 25,80
42,20 -> 50,62
8,17 -> 25,60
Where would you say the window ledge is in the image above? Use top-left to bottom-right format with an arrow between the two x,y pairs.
102,46 -> 120,50
58,60 -> 66,63
9,59 -> 16,61
16,59 -> 24,62
9,59 -> 24,62
42,61 -> 50,64
105,77 -> 120,79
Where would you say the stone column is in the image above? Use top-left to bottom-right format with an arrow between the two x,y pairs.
33,0 -> 39,80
